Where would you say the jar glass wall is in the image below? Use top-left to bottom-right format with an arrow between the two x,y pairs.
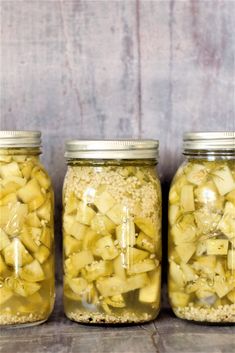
63,140 -> 162,324
0,131 -> 55,327
168,132 -> 235,323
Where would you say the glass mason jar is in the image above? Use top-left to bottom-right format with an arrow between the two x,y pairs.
63,140 -> 162,324
0,131 -> 55,327
168,132 -> 235,323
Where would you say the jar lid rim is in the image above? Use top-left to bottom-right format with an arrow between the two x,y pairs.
0,130 -> 41,148
65,139 -> 159,159
183,131 -> 235,151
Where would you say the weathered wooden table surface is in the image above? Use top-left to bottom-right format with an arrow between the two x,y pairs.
0,286 -> 234,353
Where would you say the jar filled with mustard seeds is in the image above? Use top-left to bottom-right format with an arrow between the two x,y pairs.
168,132 -> 235,323
0,131 -> 55,327
63,140 -> 162,324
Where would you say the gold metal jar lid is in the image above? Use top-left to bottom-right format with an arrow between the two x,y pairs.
183,132 -> 235,152
0,131 -> 41,148
65,140 -> 159,159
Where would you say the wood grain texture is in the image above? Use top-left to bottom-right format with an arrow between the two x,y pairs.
0,0 -> 235,281
0,286 -> 234,353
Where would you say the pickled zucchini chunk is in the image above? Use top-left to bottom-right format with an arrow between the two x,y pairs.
13,155 -> 27,162
64,216 -> 88,240
64,235 -> 82,256
37,198 -> 52,222
206,239 -> 228,255
20,226 -> 40,253
169,205 -> 180,226
84,283 -> 99,304
134,217 -> 156,238
64,258 -> 78,278
0,192 -> 17,206
0,161 -> 21,178
185,277 -> 212,295
0,205 -> 10,226
41,259 -> 53,281
226,189 -> 235,204
0,155 -> 12,163
192,256 -> 216,275
113,254 -> 126,280
66,276 -> 88,296
65,278 -> 97,303
169,261 -> 185,288
104,294 -> 126,308
195,289 -> 215,302
126,247 -> 149,264
3,238 -> 33,266
171,215 -> 196,245
94,190 -> 115,214
82,229 -> 100,250
25,212 -> 41,227
76,202 -> 96,225
34,170 -> 51,190
170,292 -> 190,307
20,259 -> 45,282
227,250 -> 235,270
214,261 -> 225,277
64,286 -> 82,301
214,276 -> 233,298
101,300 -> 112,314
116,219 -> 136,248
0,253 -> 7,274
126,273 -> 149,292
218,202 -> 235,239
173,174 -> 188,192
127,258 -> 157,275
40,226 -> 52,249
136,232 -> 155,253
169,186 -> 179,204
96,273 -> 148,297
212,166 -> 235,196
21,161 -> 34,179
69,250 -> 94,273
91,214 -> 116,236
186,164 -> 207,185
34,245 -> 50,264
83,260 -> 113,281
180,263 -> 198,282
2,176 -> 26,188
168,248 -> 181,264
175,243 -> 196,263
3,202 -> 28,236
93,236 -> 119,260
107,204 -> 127,224
11,278 -> 41,297
27,291 -> 44,306
139,268 -> 161,304
18,179 -> 45,211
194,208 -> 221,235
0,286 -> 13,305
195,181 -> 221,205
196,240 -> 207,256
65,193 -> 80,214
227,290 -> 235,303
0,228 -> 10,250
180,185 -> 195,212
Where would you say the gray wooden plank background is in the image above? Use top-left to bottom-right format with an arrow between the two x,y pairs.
0,3 -> 235,352
0,0 -> 235,278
